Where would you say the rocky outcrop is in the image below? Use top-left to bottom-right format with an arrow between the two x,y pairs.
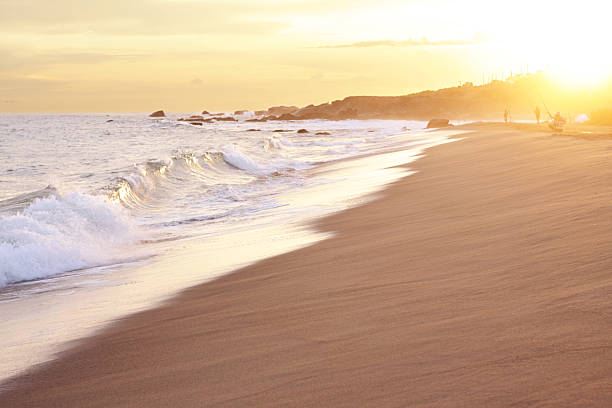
277,113 -> 298,120
149,110 -> 165,117
234,110 -> 248,115
315,131 -> 330,135
214,117 -> 237,122
201,110 -> 210,115
426,119 -> 453,129
297,129 -> 309,134
267,106 -> 299,116
247,129 -> 260,132
335,108 -> 359,120
246,118 -> 267,122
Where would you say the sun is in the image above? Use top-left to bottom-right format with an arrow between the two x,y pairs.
545,40 -> 612,89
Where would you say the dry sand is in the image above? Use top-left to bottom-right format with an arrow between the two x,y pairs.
2,123 -> 611,407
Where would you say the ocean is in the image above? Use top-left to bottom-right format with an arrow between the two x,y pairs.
0,113 -> 455,382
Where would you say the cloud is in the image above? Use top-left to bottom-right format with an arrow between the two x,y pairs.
0,49 -> 144,74
0,0 -> 287,36
317,39 -> 481,49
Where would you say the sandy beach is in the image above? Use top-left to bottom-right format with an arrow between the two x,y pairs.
2,123 -> 611,407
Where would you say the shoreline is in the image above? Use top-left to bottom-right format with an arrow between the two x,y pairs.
3,123 -> 612,406
0,126 -> 454,383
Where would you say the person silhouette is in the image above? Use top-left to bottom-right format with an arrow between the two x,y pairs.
504,108 -> 509,123
534,106 -> 541,124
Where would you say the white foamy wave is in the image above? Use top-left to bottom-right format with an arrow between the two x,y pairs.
264,136 -> 284,151
0,192 -> 138,288
221,145 -> 268,173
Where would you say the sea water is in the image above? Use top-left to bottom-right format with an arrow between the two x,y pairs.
0,113 -> 457,382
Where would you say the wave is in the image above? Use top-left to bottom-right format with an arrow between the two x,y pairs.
0,185 -> 58,214
0,143 -> 311,288
264,135 -> 366,149
0,192 -> 138,288
221,145 -> 269,173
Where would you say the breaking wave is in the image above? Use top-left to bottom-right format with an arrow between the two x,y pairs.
0,191 -> 138,288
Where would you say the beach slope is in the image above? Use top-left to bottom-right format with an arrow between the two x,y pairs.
3,124 -> 612,407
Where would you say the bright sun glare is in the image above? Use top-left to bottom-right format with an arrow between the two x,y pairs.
496,0 -> 612,89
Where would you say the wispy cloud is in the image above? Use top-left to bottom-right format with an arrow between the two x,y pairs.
317,39 -> 480,49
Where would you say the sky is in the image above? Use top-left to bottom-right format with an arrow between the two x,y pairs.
1,0 -> 610,112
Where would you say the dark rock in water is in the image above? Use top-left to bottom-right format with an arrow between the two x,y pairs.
273,129 -> 289,132
149,110 -> 165,117
106,119 -> 114,123
201,110 -> 209,115
214,117 -> 237,122
178,117 -> 213,123
247,128 -> 260,132
246,118 -> 267,122
177,115 -> 204,121
315,131 -> 330,135
234,110 -> 248,115
297,129 -> 309,134
212,113 -> 225,116
190,122 -> 203,126
426,118 -> 453,129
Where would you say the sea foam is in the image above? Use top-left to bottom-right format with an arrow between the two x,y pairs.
0,192 -> 138,288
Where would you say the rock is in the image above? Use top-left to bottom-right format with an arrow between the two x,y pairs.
246,118 -> 267,122
335,108 -> 358,120
234,110 -> 248,115
273,129 -> 289,132
267,106 -> 299,116
178,117 -> 213,123
179,115 -> 204,121
247,129 -> 260,132
106,119 -> 114,123
297,129 -> 309,134
214,117 -> 237,122
201,110 -> 209,115
277,113 -> 298,120
426,119 -> 453,129
149,110 -> 165,117
315,131 -> 330,135
190,122 -> 203,126
254,110 -> 267,116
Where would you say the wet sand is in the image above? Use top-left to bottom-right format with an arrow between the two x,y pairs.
2,123 -> 612,407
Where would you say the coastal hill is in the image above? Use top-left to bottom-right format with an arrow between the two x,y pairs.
256,73 -> 611,122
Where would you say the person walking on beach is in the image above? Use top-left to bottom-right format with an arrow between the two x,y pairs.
504,108 -> 509,123
534,106 -> 541,124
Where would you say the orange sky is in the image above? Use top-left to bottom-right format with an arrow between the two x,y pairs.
1,0 -> 610,112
